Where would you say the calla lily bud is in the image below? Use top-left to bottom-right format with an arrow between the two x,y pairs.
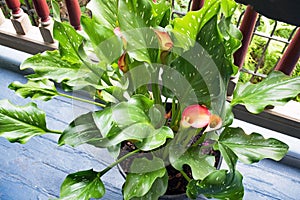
181,105 -> 211,128
205,114 -> 223,132
154,29 -> 173,51
209,114 -> 222,129
118,52 -> 129,73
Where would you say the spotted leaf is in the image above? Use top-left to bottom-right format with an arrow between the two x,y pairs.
86,0 -> 118,29
9,79 -> 58,101
60,169 -> 105,200
219,127 -> 289,164
117,0 -> 160,62
0,100 -> 48,143
123,157 -> 167,200
172,0 -> 221,49
187,170 -> 244,200
232,71 -> 300,113
171,146 -> 216,180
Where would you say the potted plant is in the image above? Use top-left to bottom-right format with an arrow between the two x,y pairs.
0,0 -> 299,199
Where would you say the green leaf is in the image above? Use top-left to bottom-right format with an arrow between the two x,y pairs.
118,0 -> 155,29
219,127 -> 289,164
21,51 -> 103,90
117,0 -> 159,62
131,172 -> 168,200
123,157 -> 167,200
148,104 -> 166,128
53,21 -> 84,64
59,112 -> 103,147
112,102 -> 150,129
51,0 -> 61,22
59,109 -> 120,148
127,94 -> 154,112
81,15 -> 122,63
136,126 -> 174,151
151,0 -> 171,27
86,0 -> 118,29
60,95 -> 164,149
60,169 -> 105,200
21,50 -> 83,83
197,15 -> 236,86
107,122 -> 152,147
9,79 -> 58,101
223,102 -> 234,127
172,0 -> 221,49
172,146 -> 216,180
217,143 -> 238,173
187,170 -> 244,200
232,71 -> 300,113
164,12 -> 242,112
162,51 -> 211,107
0,100 -> 48,143
221,0 -> 237,18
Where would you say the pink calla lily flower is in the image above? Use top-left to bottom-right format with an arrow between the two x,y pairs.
181,105 -> 211,128
181,104 -> 223,131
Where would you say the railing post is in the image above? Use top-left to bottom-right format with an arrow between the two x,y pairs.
191,0 -> 205,11
234,6 -> 258,68
228,6 -> 258,97
5,0 -> 31,35
0,8 -> 5,25
65,0 -> 81,30
274,28 -> 300,76
32,0 -> 54,43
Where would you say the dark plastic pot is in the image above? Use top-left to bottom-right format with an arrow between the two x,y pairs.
118,156 -> 222,200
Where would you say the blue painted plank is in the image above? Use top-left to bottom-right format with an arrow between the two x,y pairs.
1,47 -> 300,199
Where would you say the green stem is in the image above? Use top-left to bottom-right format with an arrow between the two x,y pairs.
151,65 -> 162,105
191,131 -> 206,147
180,170 -> 191,182
58,92 -> 106,107
170,101 -> 181,129
100,149 -> 140,176
152,83 -> 162,105
47,129 -> 63,135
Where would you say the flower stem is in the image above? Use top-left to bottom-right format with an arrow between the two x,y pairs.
152,83 -> 162,105
57,92 -> 106,107
100,149 -> 140,176
180,170 -> 191,182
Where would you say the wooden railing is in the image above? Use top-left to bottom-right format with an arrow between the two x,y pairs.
0,0 -> 82,54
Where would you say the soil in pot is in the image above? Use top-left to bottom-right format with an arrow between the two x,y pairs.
118,140 -> 221,199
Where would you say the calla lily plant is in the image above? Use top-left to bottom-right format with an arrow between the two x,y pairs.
1,0 -> 300,199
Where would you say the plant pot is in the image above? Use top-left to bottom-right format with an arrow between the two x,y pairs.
118,141 -> 222,200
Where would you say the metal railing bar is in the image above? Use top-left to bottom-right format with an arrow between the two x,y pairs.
251,20 -> 278,81
253,31 -> 290,44
240,67 -> 267,78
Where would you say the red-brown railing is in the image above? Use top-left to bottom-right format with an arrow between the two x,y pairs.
0,0 -> 299,75
0,0 -> 82,53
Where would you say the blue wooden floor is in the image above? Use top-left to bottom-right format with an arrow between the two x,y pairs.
0,46 -> 300,200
